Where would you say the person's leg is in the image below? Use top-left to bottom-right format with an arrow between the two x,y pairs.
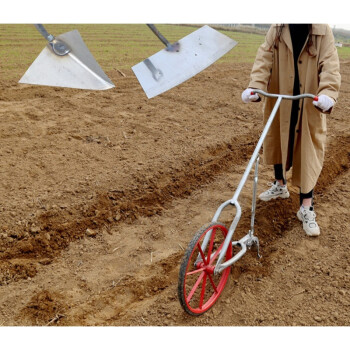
300,189 -> 314,207
297,189 -> 320,236
274,164 -> 286,186
259,164 -> 289,201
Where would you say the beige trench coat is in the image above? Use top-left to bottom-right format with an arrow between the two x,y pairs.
248,24 -> 341,193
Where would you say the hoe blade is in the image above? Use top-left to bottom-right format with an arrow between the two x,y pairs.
19,30 -> 115,90
132,25 -> 237,99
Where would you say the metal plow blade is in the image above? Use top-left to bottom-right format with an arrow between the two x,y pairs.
132,25 -> 237,99
19,30 -> 115,90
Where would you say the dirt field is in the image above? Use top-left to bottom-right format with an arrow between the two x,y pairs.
0,25 -> 350,327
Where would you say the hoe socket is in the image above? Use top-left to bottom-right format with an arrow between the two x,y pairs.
48,38 -> 71,56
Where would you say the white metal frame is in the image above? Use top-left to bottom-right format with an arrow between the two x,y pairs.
198,90 -> 317,273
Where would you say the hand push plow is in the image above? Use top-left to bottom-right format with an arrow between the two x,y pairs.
178,90 -> 318,315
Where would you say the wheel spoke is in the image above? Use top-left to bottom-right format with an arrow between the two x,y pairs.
186,271 -> 205,303
207,273 -> 218,293
186,267 -> 206,276
199,274 -> 208,309
209,241 -> 225,265
197,243 -> 207,264
206,228 -> 216,264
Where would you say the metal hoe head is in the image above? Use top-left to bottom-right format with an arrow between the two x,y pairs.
132,25 -> 237,99
19,29 -> 115,90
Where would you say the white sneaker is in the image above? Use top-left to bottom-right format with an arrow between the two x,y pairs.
297,206 -> 320,236
258,181 -> 290,201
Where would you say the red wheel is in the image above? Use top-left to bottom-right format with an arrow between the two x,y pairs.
178,222 -> 232,316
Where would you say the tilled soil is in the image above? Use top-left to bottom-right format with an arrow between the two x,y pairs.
0,60 -> 349,326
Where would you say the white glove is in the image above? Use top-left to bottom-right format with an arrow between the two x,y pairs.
241,88 -> 260,103
313,94 -> 334,112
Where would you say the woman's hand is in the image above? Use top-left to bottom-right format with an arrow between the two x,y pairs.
313,94 -> 334,112
241,88 -> 260,103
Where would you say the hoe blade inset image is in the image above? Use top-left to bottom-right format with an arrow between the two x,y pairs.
19,29 -> 115,90
132,25 -> 237,99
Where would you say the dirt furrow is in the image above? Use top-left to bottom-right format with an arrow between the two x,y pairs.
98,137 -> 349,325
15,132 -> 347,326
0,133 -> 257,285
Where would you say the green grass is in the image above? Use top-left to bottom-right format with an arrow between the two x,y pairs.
0,24 -> 349,82
336,45 -> 350,60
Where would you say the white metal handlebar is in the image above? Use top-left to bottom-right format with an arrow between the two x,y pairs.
251,89 -> 317,101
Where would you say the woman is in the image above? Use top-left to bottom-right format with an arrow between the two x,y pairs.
242,24 -> 341,236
